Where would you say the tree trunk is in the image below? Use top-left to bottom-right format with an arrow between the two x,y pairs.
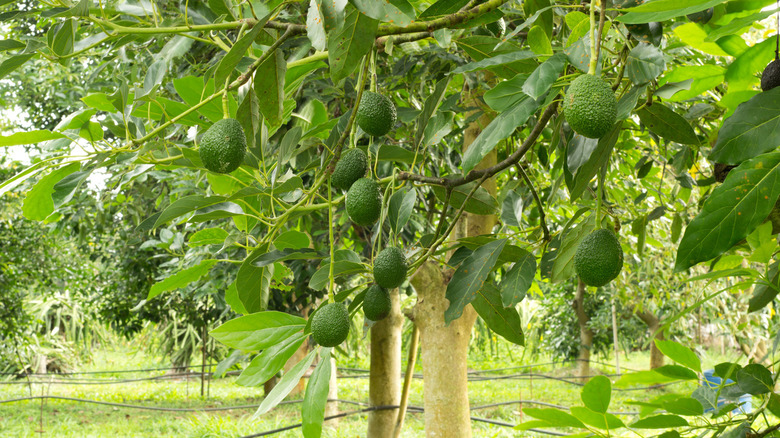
411,262 -> 478,438
367,290 -> 403,437
573,279 -> 593,379
636,310 -> 664,369
409,85 -> 497,437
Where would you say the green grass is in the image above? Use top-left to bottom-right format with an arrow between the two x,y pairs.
0,337 -> 755,437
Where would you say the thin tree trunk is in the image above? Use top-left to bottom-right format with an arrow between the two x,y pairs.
636,310 -> 664,369
409,86 -> 497,437
368,290 -> 403,437
573,279 -> 593,379
411,262 -> 478,438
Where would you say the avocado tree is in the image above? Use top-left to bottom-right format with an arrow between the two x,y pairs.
4,0 -> 780,436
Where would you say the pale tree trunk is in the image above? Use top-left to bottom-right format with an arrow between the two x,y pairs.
636,310 -> 664,369
573,279 -> 593,379
367,290 -> 403,437
409,87 -> 497,437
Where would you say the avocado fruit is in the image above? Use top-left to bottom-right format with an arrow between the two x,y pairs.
373,247 -> 408,289
311,302 -> 350,347
332,148 -> 368,191
563,74 -> 617,139
345,178 -> 382,226
363,285 -> 391,321
574,228 -> 624,287
761,57 -> 780,92
356,91 -> 396,137
199,118 -> 246,174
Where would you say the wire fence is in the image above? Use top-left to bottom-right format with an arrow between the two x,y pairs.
0,358 -> 690,437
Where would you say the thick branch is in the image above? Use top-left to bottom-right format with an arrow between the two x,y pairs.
377,0 -> 508,36
398,102 -> 559,188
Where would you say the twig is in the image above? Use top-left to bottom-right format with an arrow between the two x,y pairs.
398,103 -> 559,188
516,164 -> 549,243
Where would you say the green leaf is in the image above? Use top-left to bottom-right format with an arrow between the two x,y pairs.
626,43 -> 666,85
725,38 -> 775,90
236,334 -> 306,387
581,376 -> 611,413
22,162 -> 80,221
673,23 -> 729,57
461,95 -> 539,174
432,182 -> 498,215
569,406 -> 624,430
389,189 -> 416,234
254,49 -> 286,127
618,0 -> 726,24
472,283 -> 524,346
484,73 -> 529,111
419,0 -> 469,18
174,76 -> 223,122
522,52 -> 566,100
659,65 -> 725,102
454,51 -> 538,75
151,195 -> 228,229
527,25 -> 552,55
147,260 -> 218,300
349,0 -> 413,26
306,0 -> 347,51
52,170 -> 90,207
748,263 -> 779,312
422,112 -> 454,147
279,126 -> 302,167
710,87 -> 780,165
522,408 -> 584,428
254,349 -> 317,417
414,77 -> 450,148
662,397 -> 704,416
551,214 -> 596,283
310,260 -> 365,290
188,227 -> 229,247
569,123 -> 622,200
0,130 -> 66,147
444,239 -> 507,323
328,6 -> 378,83
654,339 -> 701,372
0,53 -> 34,79
48,18 -> 75,57
654,365 -> 699,380
617,370 -> 680,386
736,363 -> 773,395
302,348 -> 332,438
210,311 -> 306,351
0,39 -> 25,52
705,9 -> 777,42
273,230 -> 311,250
630,415 -> 688,429
215,14 -> 270,90
500,249 -> 536,307
720,422 -> 750,438
637,104 -> 699,145
675,152 -> 780,271
235,244 -> 275,312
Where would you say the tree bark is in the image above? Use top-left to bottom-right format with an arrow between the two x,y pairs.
367,290 -> 403,437
408,85 -> 497,437
411,262 -> 478,438
573,279 -> 593,379
636,310 -> 665,369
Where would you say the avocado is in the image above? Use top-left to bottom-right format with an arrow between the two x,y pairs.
198,118 -> 246,174
356,91 -> 396,137
345,178 -> 382,226
761,57 -> 780,92
332,148 -> 368,191
563,74 -> 617,139
363,285 -> 391,321
311,302 -> 351,347
574,228 -> 624,287
373,247 -> 408,289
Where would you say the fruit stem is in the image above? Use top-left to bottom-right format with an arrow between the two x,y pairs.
597,162 -> 605,227
222,78 -> 230,119
588,0 -> 598,75
327,177 -> 335,302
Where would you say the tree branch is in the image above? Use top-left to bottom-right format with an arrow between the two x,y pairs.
516,164 -> 549,243
398,102 -> 559,188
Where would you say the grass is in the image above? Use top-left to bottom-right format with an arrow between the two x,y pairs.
0,335 -> 757,438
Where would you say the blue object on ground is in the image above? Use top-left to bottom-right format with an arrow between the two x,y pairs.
701,369 -> 752,414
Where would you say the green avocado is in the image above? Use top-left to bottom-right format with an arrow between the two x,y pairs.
198,118 -> 246,174
363,285 -> 391,321
311,302 -> 350,347
574,229 -> 624,287
563,74 -> 617,139
356,91 -> 397,137
373,247 -> 408,289
761,58 -> 780,92
345,178 -> 382,226
332,148 -> 368,191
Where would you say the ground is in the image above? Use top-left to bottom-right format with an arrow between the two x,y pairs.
0,335 -> 751,437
